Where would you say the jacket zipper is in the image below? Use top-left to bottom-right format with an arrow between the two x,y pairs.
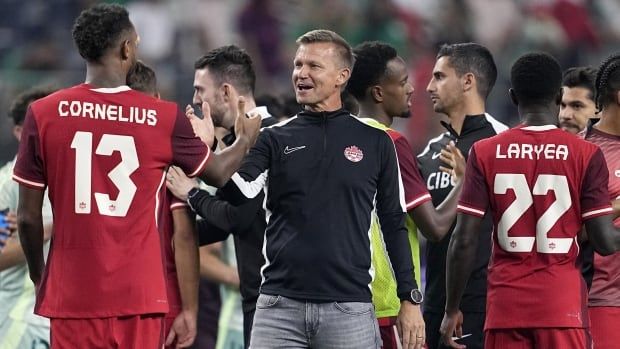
322,113 -> 327,157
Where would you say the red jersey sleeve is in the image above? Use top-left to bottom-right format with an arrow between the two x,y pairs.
391,133 -> 431,210
457,145 -> 488,217
581,148 -> 613,219
170,196 -> 189,211
171,106 -> 211,178
12,106 -> 46,190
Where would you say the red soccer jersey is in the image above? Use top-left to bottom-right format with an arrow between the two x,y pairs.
385,129 -> 432,210
457,125 -> 612,329
12,84 -> 210,318
584,127 -> 620,307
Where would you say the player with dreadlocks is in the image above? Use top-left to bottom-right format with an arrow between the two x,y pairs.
581,53 -> 620,349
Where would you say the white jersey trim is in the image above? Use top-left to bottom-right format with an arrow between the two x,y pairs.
521,125 -> 558,131
188,148 -> 211,178
170,202 -> 189,210
582,207 -> 613,219
89,85 -> 132,94
154,171 -> 167,228
12,174 -> 45,189
406,194 -> 432,210
457,204 -> 485,217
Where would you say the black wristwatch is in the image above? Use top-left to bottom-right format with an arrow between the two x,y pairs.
187,187 -> 202,202
401,288 -> 424,305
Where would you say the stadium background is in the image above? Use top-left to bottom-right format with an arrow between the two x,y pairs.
1,0 -> 619,288
2,0 -> 620,165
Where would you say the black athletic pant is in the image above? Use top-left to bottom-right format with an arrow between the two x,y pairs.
424,310 -> 485,349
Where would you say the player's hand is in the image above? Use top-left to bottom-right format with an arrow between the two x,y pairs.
439,141 -> 465,184
0,211 -> 14,251
234,96 -> 261,150
187,103 -> 215,148
611,199 -> 620,219
0,230 -> 9,251
166,166 -> 198,201
166,309 -> 197,348
5,211 -> 17,233
396,301 -> 425,349
439,310 -> 465,349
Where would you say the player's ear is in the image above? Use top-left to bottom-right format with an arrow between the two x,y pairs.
509,88 -> 518,106
371,85 -> 383,103
462,72 -> 475,93
615,90 -> 620,106
120,39 -> 130,61
13,125 -> 22,142
222,84 -> 233,102
555,88 -> 563,106
336,67 -> 351,88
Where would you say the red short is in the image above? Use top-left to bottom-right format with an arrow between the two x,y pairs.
589,306 -> 620,349
51,314 -> 164,348
378,316 -> 427,349
485,328 -> 592,349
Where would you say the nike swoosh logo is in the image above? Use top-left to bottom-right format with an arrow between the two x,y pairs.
432,152 -> 441,159
284,145 -> 306,154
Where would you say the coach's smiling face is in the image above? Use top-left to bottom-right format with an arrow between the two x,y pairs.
292,42 -> 350,112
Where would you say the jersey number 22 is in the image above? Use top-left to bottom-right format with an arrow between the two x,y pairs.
495,174 -> 573,254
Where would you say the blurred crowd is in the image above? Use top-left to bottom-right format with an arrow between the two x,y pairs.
1,0 -> 620,162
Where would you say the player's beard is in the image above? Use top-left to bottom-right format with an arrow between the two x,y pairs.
399,108 -> 412,119
560,120 -> 581,134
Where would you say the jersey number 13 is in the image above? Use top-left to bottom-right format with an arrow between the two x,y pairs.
71,131 -> 138,217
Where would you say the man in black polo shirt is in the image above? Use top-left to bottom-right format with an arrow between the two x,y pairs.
418,43 -> 507,349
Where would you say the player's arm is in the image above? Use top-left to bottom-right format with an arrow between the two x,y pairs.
581,149 -> 620,256
167,166 -> 262,237
199,243 -> 239,288
376,135 -> 424,349
11,107 -> 48,285
584,216 -> 620,255
194,195 -> 261,239
440,213 -> 482,349
172,98 -> 261,189
410,142 -> 465,242
440,146 -> 488,349
611,199 -> 620,219
216,129 -> 272,205
16,185 -> 45,285
167,206 -> 199,348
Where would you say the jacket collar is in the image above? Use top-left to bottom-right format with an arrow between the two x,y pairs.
441,114 -> 489,138
298,108 -> 349,120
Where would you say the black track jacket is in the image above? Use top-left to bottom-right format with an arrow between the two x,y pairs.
222,108 -> 416,302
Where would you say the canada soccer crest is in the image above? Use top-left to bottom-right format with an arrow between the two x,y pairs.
344,145 -> 364,162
